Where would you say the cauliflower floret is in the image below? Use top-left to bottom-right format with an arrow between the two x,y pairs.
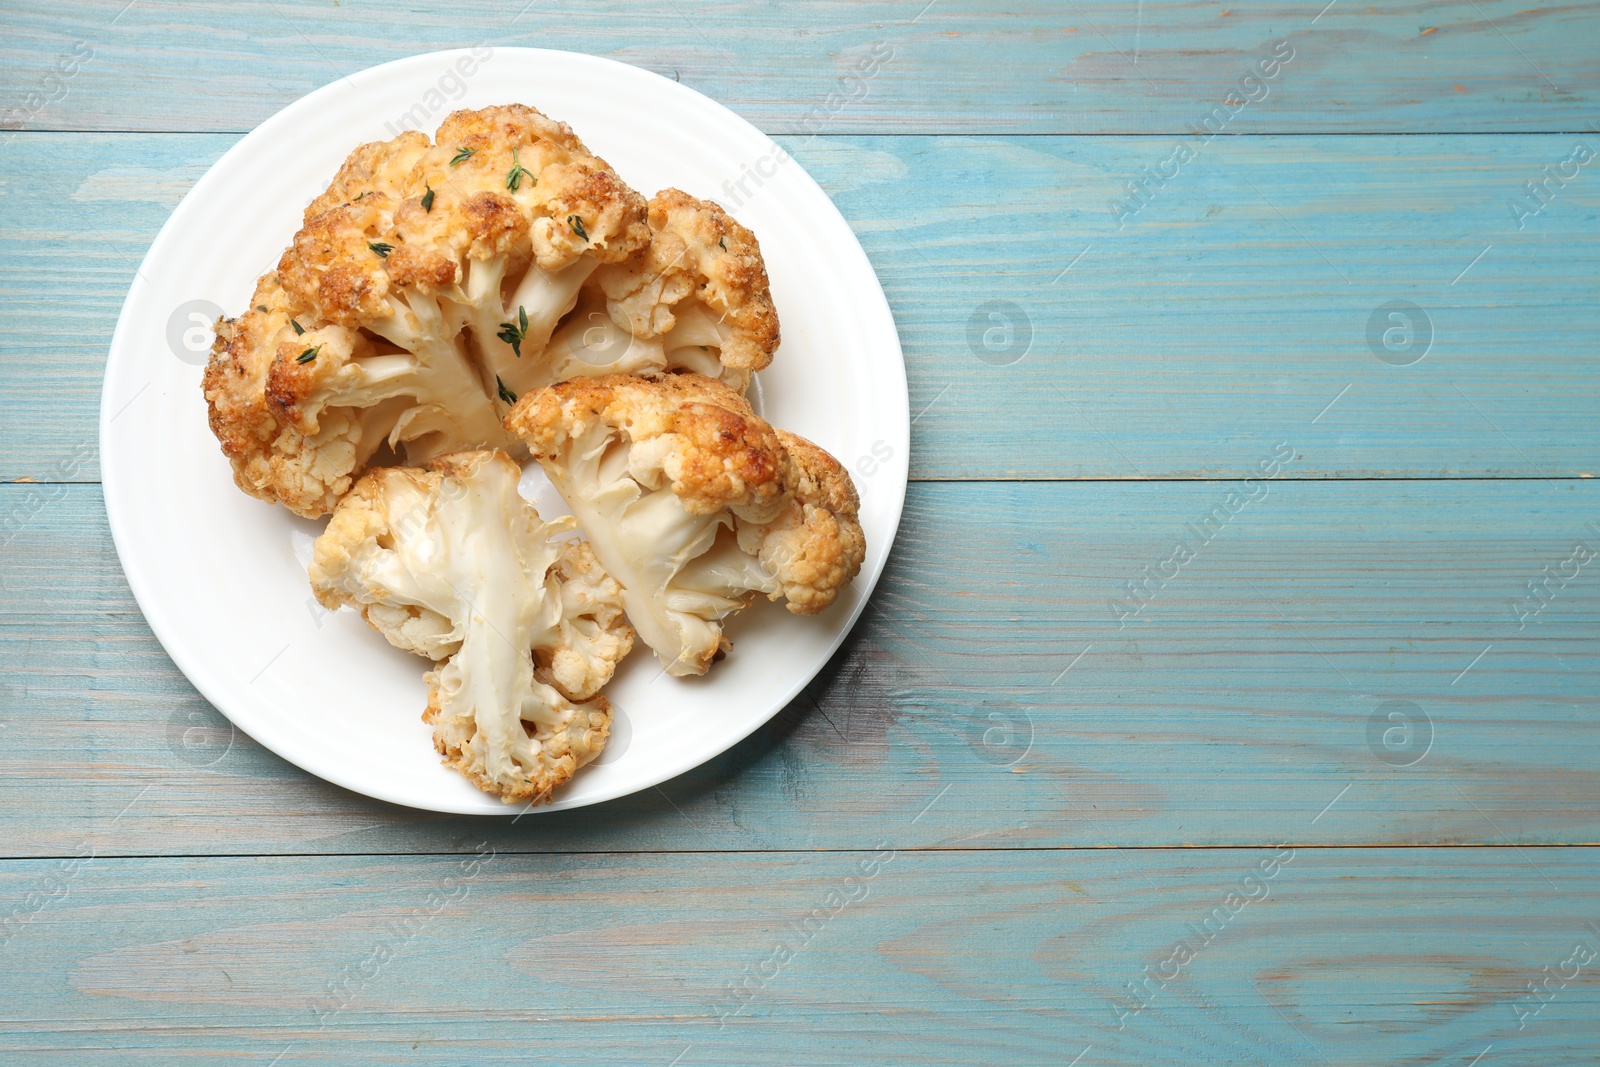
308,450 -> 634,803
582,188 -> 780,393
303,130 -> 434,221
204,270 -> 508,518
202,104 -> 650,517
399,106 -> 650,400
542,538 -> 636,703
506,373 -> 864,677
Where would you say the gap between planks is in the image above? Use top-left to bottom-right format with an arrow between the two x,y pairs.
2,843 -> 1597,862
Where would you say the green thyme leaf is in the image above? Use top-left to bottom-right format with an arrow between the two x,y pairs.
496,375 -> 518,405
368,241 -> 394,258
421,184 -> 435,212
506,149 -> 533,192
290,319 -> 305,335
297,346 -> 321,364
450,146 -> 476,166
568,215 -> 589,241
497,306 -> 529,357
718,237 -> 727,251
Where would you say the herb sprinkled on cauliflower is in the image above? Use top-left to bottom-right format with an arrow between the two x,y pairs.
203,104 -> 650,517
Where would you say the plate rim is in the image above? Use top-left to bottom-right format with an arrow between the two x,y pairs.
99,46 -> 909,815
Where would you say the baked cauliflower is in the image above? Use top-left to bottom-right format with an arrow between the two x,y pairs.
308,449 -> 633,804
506,373 -> 864,677
578,188 -> 780,393
203,104 -> 651,517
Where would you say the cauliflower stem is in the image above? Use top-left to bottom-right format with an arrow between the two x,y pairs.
508,373 -> 865,677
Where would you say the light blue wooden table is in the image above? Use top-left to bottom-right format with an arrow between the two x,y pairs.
3,2 -> 1598,1063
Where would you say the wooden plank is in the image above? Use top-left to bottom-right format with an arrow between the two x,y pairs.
3,480 -> 1595,855
0,848 -> 1596,1064
4,132 -> 1600,482
2,1 -> 1596,134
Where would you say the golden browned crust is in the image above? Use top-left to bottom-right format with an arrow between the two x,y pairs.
277,196 -> 396,327
202,275 -> 372,516
201,274 -> 286,465
303,130 -> 430,220
652,188 -> 780,369
384,242 -> 460,291
422,674 -> 611,806
776,429 -> 861,520
434,103 -> 589,164
507,372 -> 794,516
768,430 -> 866,614
538,163 -> 653,265
201,103 -> 652,516
507,373 -> 865,639
599,188 -> 780,376
416,104 -> 647,268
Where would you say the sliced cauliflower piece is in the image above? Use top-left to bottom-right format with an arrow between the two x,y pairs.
506,373 -> 864,677
204,270 -> 508,518
203,103 -> 650,517
308,449 -> 633,803
587,188 -> 780,392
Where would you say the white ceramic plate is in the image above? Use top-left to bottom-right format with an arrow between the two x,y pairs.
100,48 -> 907,814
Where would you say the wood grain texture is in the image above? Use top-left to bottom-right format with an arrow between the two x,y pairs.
0,849 -> 1596,1065
3,481 -> 1594,856
2,1 -> 1597,134
3,0 -> 1598,1057
3,132 -> 1599,482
